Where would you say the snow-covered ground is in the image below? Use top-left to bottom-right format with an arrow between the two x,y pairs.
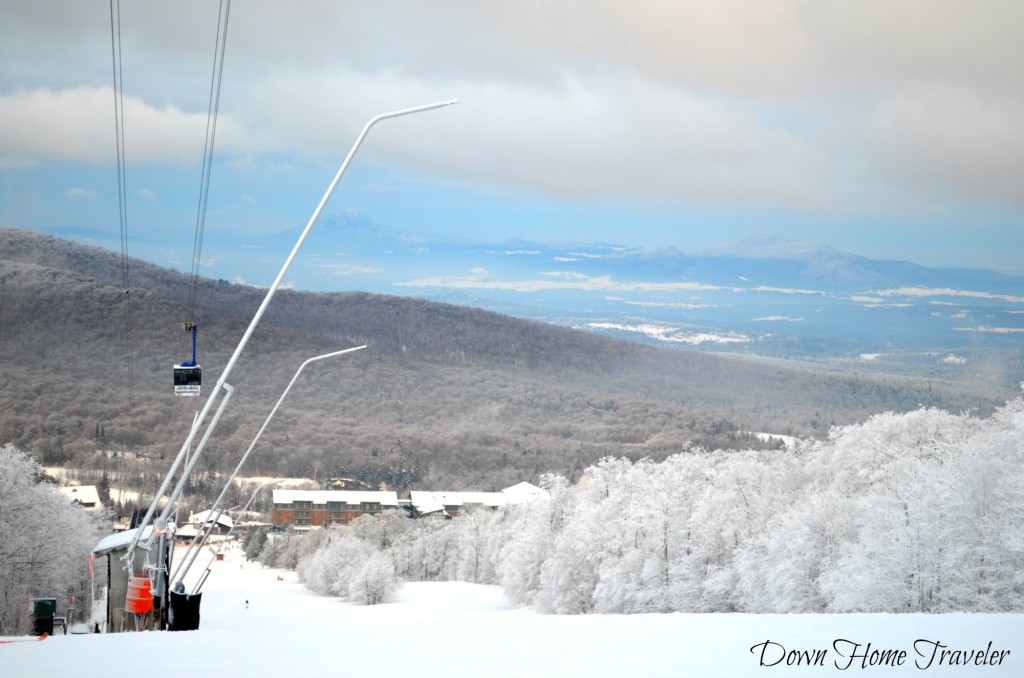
2,547 -> 1021,677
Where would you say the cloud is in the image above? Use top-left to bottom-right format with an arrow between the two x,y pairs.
4,1 -> 1024,223
397,271 -> 730,294
136,188 -> 158,201
953,326 -> 1024,334
614,299 -> 715,310
753,316 -> 804,323
65,187 -> 96,200
868,82 -> 1024,206
315,263 -> 382,276
0,86 -> 236,166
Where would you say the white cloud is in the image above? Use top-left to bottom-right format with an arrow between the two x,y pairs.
953,326 -> 1024,334
868,81 -> 1024,206
3,1 -> 1023,224
397,272 -> 730,294
0,86 -> 221,165
753,316 -> 803,323
615,299 -> 715,310
750,285 -> 827,297
136,188 -> 158,201
65,187 -> 96,200
315,263 -> 382,276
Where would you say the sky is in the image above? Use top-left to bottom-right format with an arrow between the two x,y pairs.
3,546 -> 1022,677
1,1 -> 1023,273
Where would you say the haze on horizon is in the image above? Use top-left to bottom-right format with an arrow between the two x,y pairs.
2,1 -> 1023,274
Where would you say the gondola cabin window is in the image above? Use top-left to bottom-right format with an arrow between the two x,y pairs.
173,364 -> 202,396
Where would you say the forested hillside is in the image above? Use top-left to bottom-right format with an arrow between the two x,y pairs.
0,228 -> 1015,497
272,399 -> 1024,613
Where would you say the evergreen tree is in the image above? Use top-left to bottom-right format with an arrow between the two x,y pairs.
97,472 -> 111,505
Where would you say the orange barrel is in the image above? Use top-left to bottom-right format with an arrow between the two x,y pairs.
125,575 -> 154,614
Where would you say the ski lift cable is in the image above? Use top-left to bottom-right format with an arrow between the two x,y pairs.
109,0 -> 135,427
172,0 -> 230,400
166,3 -> 230,456
185,0 -> 231,327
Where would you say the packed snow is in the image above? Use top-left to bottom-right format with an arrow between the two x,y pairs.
2,546 -> 1021,677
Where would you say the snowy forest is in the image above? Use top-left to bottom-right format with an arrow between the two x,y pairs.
0,444 -> 107,635
261,398 -> 1024,614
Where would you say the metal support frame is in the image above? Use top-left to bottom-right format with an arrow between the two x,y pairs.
188,479 -> 284,596
181,323 -> 198,368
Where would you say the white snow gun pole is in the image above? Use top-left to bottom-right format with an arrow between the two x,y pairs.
170,345 -> 366,589
126,99 -> 457,564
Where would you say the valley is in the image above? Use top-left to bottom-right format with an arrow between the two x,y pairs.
2,227 -> 1021,517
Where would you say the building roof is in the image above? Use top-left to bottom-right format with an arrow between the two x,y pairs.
60,485 -> 100,507
409,494 -> 446,515
272,490 -> 399,507
501,481 -> 545,497
175,524 -> 201,539
93,525 -> 156,556
190,509 -> 235,529
409,483 -> 545,516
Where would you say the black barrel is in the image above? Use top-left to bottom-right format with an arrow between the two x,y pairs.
167,591 -> 202,631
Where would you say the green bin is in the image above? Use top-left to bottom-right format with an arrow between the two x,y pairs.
32,598 -> 57,636
33,598 -> 57,616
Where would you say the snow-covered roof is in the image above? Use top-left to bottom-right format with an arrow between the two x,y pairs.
409,487 -> 544,515
190,509 -> 235,529
272,490 -> 399,507
176,523 -> 203,538
501,481 -> 545,497
409,494 -> 446,515
60,485 -> 100,506
93,525 -> 156,556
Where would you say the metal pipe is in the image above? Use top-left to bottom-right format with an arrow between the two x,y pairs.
171,346 -> 365,586
189,479 -> 284,596
170,507 -> 222,586
124,100 -> 455,564
125,395 -> 215,558
139,382 -> 235,552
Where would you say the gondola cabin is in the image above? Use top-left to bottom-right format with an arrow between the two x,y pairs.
173,363 -> 202,396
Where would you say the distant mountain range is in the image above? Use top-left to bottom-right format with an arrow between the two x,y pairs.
2,226 -> 1020,491
37,213 -> 1024,361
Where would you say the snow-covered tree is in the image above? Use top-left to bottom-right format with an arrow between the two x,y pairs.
0,444 -> 106,635
273,398 -> 1024,615
348,551 -> 399,605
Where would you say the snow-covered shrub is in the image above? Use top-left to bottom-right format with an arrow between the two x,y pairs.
348,551 -> 399,605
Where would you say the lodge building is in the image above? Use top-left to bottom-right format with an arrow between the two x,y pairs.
272,490 -> 399,527
272,483 -> 546,527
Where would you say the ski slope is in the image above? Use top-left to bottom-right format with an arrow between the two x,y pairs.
2,546 -> 1021,677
